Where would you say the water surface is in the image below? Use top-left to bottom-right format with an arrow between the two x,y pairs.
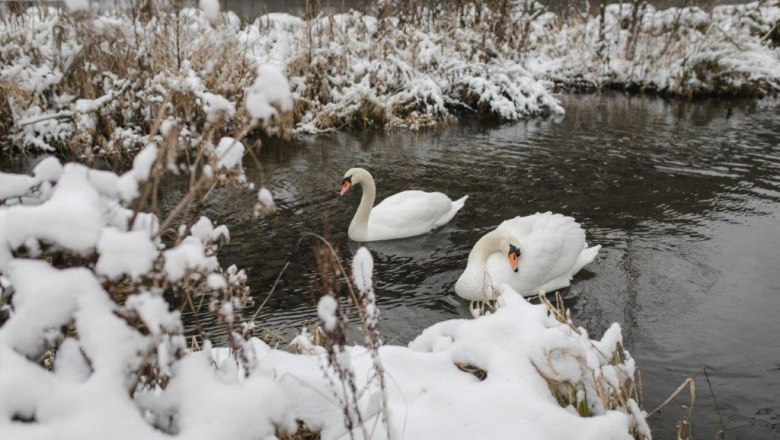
204,93 -> 780,439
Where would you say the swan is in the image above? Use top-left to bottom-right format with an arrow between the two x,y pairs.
455,212 -> 600,302
340,167 -> 468,242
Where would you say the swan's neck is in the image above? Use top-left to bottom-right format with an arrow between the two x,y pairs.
350,174 -> 376,237
456,230 -> 507,300
467,231 -> 504,272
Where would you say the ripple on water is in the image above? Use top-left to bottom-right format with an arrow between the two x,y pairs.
180,93 -> 780,439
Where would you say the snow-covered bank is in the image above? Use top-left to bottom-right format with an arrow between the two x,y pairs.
2,0 -> 776,150
527,1 -> 780,96
240,286 -> 649,439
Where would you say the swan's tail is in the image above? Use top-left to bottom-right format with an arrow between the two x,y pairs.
573,244 -> 600,274
434,195 -> 468,228
453,195 -> 468,211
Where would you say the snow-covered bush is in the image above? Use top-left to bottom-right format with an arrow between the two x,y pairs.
2,1 -> 776,147
525,0 -> 780,96
0,59 -> 297,437
250,7 -> 565,132
0,156 -> 292,437
0,4 -> 285,154
240,0 -> 778,132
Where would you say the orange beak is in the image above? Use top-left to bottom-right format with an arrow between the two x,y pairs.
508,252 -> 519,272
340,181 -> 351,196
508,244 -> 521,272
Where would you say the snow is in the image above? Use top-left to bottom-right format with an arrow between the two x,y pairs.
0,260 -> 103,358
95,228 -> 157,280
197,92 -> 235,123
199,0 -> 221,24
190,216 -> 230,242
0,174 -> 38,201
125,292 -> 181,336
3,165 -> 104,257
254,187 -> 276,216
214,137 -> 245,170
213,286 -> 645,440
207,273 -> 228,290
245,64 -> 293,121
33,157 -> 63,182
163,236 -> 219,282
317,295 -> 339,332
64,0 -> 89,12
129,144 -> 158,181
352,247 -> 374,293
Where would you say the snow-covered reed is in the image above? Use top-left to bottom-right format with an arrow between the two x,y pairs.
526,0 -> 780,96
1,0 -> 777,151
0,4 -> 275,155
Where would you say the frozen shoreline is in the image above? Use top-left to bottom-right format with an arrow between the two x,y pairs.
1,0 -> 777,153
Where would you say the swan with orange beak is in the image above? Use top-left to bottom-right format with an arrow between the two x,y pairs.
455,213 -> 601,313
339,167 -> 468,242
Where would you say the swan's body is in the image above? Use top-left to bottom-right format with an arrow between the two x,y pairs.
341,168 -> 467,242
455,212 -> 600,301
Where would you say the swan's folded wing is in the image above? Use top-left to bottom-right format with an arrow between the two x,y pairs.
526,215 -> 587,281
369,191 -> 453,235
497,212 -> 552,239
519,229 -> 566,288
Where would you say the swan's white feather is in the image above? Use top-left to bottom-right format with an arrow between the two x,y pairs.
344,167 -> 467,242
457,212 -> 599,299
366,191 -> 459,241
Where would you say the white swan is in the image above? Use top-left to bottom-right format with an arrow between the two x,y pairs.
340,168 -> 468,242
455,212 -> 601,301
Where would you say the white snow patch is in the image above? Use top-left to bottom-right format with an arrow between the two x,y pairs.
245,64 -> 293,121
317,295 -> 339,332
199,0 -> 221,24
95,228 -> 157,280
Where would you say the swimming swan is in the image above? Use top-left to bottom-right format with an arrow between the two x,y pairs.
455,212 -> 600,301
340,167 -> 468,242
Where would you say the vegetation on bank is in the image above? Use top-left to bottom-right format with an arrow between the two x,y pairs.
0,0 -> 777,155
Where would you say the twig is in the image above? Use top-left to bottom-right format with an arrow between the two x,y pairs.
298,232 -> 364,322
703,368 -> 725,439
250,261 -> 290,322
17,111 -> 74,126
647,372 -> 699,418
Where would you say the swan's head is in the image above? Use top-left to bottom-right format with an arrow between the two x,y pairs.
340,167 -> 371,195
494,230 -> 522,273
508,243 -> 521,272
470,229 -> 522,272
456,229 -> 522,301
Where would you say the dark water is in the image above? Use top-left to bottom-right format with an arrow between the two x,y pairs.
200,93 -> 780,439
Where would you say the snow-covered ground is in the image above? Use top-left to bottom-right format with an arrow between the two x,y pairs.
2,0 -> 776,152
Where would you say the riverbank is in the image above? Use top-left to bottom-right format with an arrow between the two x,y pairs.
1,0 -> 778,154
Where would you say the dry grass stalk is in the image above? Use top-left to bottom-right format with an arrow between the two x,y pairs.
278,420 -> 321,440
535,292 -> 649,439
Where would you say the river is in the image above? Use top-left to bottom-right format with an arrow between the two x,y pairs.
200,93 -> 780,439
